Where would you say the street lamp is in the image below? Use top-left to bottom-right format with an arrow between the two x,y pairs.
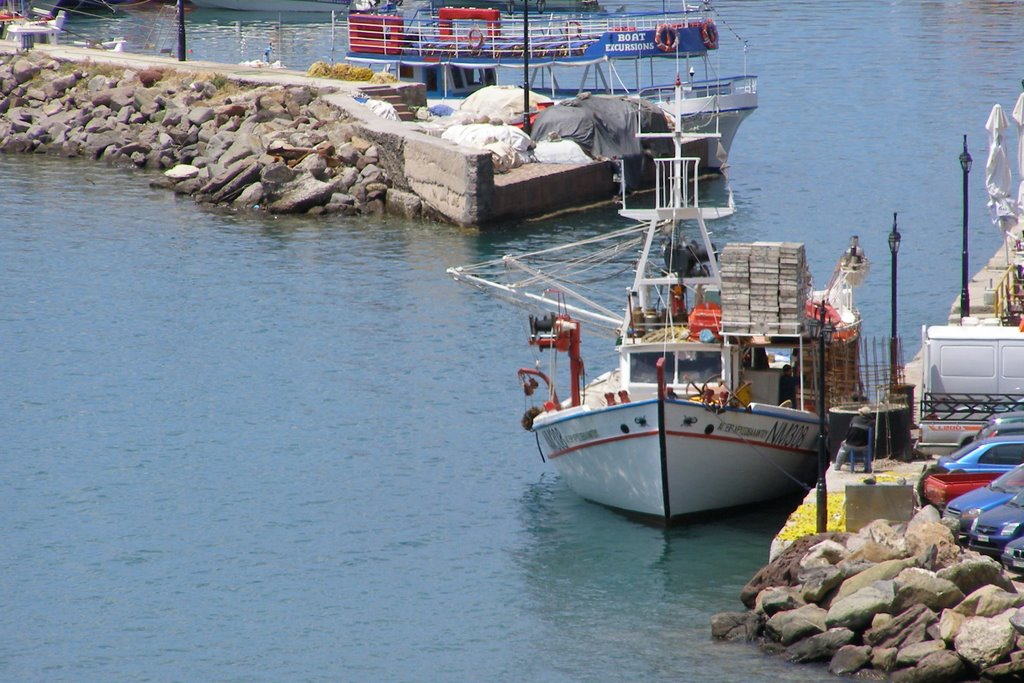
176,0 -> 186,61
522,0 -> 531,135
888,212 -> 901,385
960,135 -> 973,320
808,302 -> 836,533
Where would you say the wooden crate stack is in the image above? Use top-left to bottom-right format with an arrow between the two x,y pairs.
719,242 -> 810,336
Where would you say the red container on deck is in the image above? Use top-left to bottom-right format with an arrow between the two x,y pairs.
688,302 -> 722,338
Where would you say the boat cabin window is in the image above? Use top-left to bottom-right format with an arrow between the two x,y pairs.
675,350 -> 721,384
629,350 -> 720,385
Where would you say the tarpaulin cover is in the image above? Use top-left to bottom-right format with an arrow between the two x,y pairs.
459,85 -> 553,122
529,94 -> 671,189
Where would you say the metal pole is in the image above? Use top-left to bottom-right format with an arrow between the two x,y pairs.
522,0 -> 531,135
961,134 -> 971,320
816,303 -> 828,534
176,0 -> 186,62
890,212 -> 898,386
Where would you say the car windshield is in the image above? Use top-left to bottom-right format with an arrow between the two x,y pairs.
1010,489 -> 1024,507
991,466 -> 1024,493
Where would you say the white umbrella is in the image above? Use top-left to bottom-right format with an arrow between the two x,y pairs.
1012,92 -> 1024,229
985,103 -> 1016,232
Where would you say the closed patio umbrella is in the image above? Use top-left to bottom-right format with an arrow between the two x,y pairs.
986,103 -> 1017,233
1012,92 -> 1024,232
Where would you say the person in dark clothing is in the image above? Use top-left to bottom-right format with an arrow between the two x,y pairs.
834,406 -> 873,472
777,364 -> 797,406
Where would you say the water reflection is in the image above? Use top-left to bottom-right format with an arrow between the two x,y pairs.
512,476 -> 835,681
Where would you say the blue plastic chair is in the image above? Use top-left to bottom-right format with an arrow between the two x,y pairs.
847,428 -> 874,473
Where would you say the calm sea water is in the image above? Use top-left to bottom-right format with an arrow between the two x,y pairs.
4,1 -> 1024,681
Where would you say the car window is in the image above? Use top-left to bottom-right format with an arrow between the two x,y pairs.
978,444 -> 1024,466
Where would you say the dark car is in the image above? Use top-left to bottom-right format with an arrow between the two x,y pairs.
1001,535 -> 1024,573
936,435 -> 1024,474
944,464 -> 1024,539
958,411 -> 1024,447
966,490 -> 1024,557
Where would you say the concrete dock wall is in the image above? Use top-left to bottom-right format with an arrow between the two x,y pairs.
0,41 -> 629,228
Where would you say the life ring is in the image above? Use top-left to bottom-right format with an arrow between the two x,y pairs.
654,23 -> 678,53
701,21 -> 718,49
467,28 -> 485,53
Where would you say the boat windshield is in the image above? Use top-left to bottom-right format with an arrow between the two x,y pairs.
629,349 -> 720,385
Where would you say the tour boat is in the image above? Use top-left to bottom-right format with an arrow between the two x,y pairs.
449,81 -> 864,524
346,2 -> 756,170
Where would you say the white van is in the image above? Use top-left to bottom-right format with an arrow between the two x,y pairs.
919,325 -> 1024,453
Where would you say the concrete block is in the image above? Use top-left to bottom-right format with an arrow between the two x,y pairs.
845,484 -> 916,532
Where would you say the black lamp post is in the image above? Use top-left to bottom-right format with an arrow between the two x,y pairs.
522,0 -> 531,135
959,135 -> 973,320
808,302 -> 836,533
888,212 -> 901,385
176,0 -> 186,61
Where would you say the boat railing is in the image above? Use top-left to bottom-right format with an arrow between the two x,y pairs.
348,8 -> 710,62
619,155 -> 701,215
638,75 -> 756,103
653,155 -> 700,211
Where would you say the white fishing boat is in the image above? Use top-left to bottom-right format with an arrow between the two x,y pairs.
347,2 -> 756,170
449,79 -> 864,524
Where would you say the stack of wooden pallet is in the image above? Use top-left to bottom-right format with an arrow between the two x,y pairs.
719,242 -> 810,336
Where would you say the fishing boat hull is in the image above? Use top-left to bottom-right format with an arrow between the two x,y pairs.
533,399 -> 818,522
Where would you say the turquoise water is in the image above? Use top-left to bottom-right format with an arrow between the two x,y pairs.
4,1 -> 1024,680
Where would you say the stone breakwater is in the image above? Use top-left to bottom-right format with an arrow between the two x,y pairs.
0,52 -> 424,219
713,507 -> 1024,682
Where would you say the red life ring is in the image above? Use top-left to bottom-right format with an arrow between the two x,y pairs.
467,28 -> 485,52
654,23 -> 678,53
701,21 -> 718,49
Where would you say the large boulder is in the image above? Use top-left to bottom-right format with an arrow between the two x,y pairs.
895,639 -> 947,668
890,650 -> 966,683
893,567 -> 965,614
934,608 -> 967,645
710,611 -> 763,642
765,603 -> 827,645
954,613 -> 1016,670
956,585 -> 1024,618
756,586 -> 805,617
905,520 -> 962,570
786,627 -> 856,663
864,604 -> 939,650
828,644 -> 871,676
11,58 -> 41,85
266,176 -> 335,214
834,557 -> 918,602
827,581 -> 897,632
938,556 -> 1016,596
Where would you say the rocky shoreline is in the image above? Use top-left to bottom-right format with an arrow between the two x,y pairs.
0,52 -> 423,219
713,506 -> 1024,682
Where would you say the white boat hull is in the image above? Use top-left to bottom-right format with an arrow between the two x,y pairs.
533,398 -> 818,521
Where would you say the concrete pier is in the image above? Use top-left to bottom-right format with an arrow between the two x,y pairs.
0,40 -> 654,227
